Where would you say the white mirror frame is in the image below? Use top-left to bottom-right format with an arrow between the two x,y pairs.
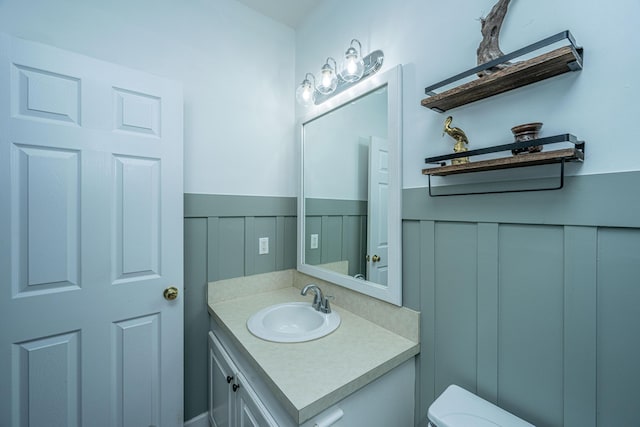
297,65 -> 402,306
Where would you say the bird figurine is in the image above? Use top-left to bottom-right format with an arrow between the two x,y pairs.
443,116 -> 470,165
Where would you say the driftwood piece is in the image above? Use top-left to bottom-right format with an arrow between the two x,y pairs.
477,0 -> 512,76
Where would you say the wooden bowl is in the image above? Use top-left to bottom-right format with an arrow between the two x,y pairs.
511,122 -> 543,154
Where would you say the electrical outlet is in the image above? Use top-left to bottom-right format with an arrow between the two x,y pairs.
310,234 -> 318,249
259,237 -> 269,255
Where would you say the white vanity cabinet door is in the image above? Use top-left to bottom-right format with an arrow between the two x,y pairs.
209,331 -> 237,427
209,331 -> 278,427
235,372 -> 278,427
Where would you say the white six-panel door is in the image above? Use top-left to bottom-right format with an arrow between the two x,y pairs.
0,34 -> 184,426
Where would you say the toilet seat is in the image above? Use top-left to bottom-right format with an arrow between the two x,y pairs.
427,385 -> 534,427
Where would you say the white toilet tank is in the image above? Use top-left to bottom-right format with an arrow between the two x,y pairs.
427,385 -> 535,427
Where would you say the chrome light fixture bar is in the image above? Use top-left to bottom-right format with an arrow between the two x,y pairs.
296,39 -> 384,106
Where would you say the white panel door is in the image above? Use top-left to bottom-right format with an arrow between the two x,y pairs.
367,137 -> 388,285
0,34 -> 184,426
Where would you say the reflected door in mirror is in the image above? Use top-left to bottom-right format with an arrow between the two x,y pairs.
367,136 -> 388,285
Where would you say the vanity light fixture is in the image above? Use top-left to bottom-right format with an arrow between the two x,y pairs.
296,39 -> 384,106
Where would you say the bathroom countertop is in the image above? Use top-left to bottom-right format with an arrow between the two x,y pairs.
208,286 -> 420,424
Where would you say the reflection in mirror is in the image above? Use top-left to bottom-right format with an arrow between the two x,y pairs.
298,66 -> 402,306
304,88 -> 388,282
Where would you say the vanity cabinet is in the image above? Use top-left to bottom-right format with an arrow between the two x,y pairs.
208,331 -> 277,427
208,319 -> 416,427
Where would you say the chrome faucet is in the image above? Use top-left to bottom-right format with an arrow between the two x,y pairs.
301,284 -> 332,313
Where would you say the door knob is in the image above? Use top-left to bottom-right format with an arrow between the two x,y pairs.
372,255 -> 381,262
163,286 -> 179,301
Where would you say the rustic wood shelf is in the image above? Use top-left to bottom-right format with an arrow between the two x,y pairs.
422,147 -> 583,176
422,134 -> 585,196
421,31 -> 583,112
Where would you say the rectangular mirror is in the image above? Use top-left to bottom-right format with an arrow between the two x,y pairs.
297,65 -> 402,305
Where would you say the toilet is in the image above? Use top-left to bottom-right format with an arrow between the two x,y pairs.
427,385 -> 535,427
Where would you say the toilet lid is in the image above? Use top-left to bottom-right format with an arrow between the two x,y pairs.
431,413 -> 500,426
427,385 -> 534,427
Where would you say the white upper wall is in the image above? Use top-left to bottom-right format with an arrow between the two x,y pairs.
0,0 -> 297,196
3,0 -> 639,196
296,0 -> 640,189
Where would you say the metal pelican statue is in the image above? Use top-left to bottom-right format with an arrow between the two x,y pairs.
443,116 -> 469,165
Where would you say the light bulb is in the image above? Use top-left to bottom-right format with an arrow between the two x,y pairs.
296,76 -> 315,107
346,58 -> 358,75
321,70 -> 333,87
339,41 -> 365,83
316,59 -> 337,95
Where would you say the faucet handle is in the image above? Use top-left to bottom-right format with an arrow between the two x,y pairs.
321,297 -> 331,313
319,295 -> 334,313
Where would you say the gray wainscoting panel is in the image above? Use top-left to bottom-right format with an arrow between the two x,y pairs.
498,224 -> 564,426
304,199 -> 367,276
183,218 -> 208,421
476,223 -> 499,404
183,194 -> 296,421
404,171 -> 640,427
434,222 -> 478,396
563,226 -> 597,427
402,222 -> 421,312
402,221 -> 423,424
597,228 -> 640,427
342,215 -> 367,275
210,217 -> 245,281
419,220 -> 436,422
279,216 -> 297,271
322,216 -> 344,263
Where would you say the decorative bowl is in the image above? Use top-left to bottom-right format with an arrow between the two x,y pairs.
511,122 -> 543,155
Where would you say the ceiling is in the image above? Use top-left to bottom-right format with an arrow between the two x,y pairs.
234,0 -> 322,28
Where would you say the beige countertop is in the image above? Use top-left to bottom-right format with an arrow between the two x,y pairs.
208,273 -> 420,424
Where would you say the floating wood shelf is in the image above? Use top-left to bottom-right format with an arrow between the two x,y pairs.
421,31 -> 583,112
422,134 -> 585,196
422,147 -> 583,176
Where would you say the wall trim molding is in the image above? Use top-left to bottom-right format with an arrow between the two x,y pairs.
403,171 -> 640,228
305,198 -> 367,216
184,193 -> 296,218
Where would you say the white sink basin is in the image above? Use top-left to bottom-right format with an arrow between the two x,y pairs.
247,302 -> 341,343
